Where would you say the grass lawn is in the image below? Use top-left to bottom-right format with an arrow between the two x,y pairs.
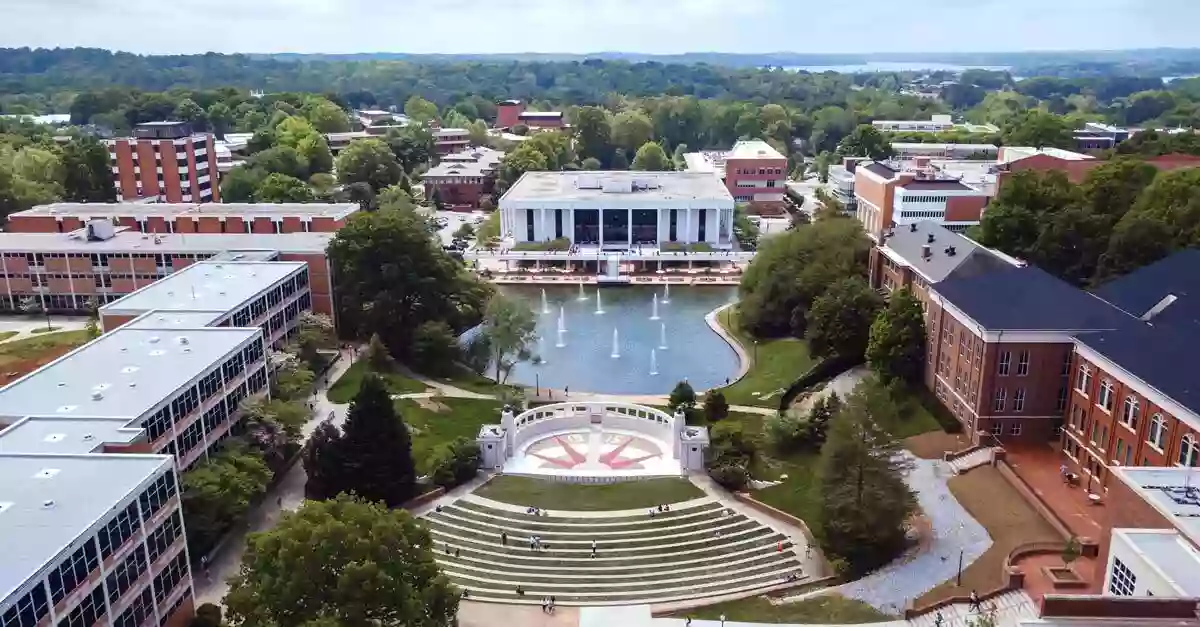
430,364 -> 512,396
475,475 -> 704,510
30,326 -> 62,334
715,306 -> 814,408
0,330 -> 90,367
327,361 -> 427,404
666,593 -> 893,624
914,466 -> 1061,606
0,331 -> 18,342
396,397 -> 505,472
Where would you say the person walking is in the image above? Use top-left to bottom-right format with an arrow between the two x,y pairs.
549,596 -> 557,614
685,617 -> 692,627
501,531 -> 508,546
969,590 -> 982,613
541,597 -> 549,614
591,539 -> 597,558
719,614 -> 726,627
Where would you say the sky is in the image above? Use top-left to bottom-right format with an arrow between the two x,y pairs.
2,0 -> 1199,55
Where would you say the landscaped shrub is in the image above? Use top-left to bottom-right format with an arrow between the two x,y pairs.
428,437 -> 482,489
513,237 -> 570,251
767,393 -> 840,453
709,462 -> 750,491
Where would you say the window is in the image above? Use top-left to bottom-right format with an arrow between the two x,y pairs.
991,422 -> 1003,435
1013,388 -> 1026,413
152,551 -> 188,605
56,586 -> 105,627
47,542 -> 99,603
1180,434 -> 1199,467
993,388 -> 1006,412
1099,380 -> 1115,412
1121,395 -> 1140,430
1109,557 -> 1136,596
105,545 -> 148,604
1147,414 -> 1166,450
1077,364 -> 1092,394
138,471 -> 178,521
97,501 -> 140,559
1,584 -> 49,627
1016,350 -> 1030,376
114,588 -> 154,627
1062,352 -> 1073,377
146,511 -> 183,563
997,351 -> 1011,376
1010,423 -> 1022,436
1056,386 -> 1069,412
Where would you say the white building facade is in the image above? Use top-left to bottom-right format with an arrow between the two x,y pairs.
498,171 -> 736,249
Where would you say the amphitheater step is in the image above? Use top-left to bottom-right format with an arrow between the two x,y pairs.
948,447 -> 997,475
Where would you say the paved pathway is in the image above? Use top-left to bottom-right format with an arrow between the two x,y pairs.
788,366 -> 869,416
705,303 -> 749,384
0,315 -> 87,343
194,348 -> 359,607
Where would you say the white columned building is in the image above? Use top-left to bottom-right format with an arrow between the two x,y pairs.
498,171 -> 736,250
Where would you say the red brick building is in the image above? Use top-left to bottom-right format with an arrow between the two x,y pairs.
683,140 -> 788,216
854,159 -> 991,241
420,147 -> 503,210
494,100 -> 564,130
7,202 -> 357,235
433,128 -> 471,155
995,148 -> 1200,190
107,122 -> 218,203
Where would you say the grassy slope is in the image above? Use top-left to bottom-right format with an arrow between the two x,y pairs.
715,306 -> 814,408
666,593 -> 893,624
474,475 -> 704,511
327,361 -> 427,403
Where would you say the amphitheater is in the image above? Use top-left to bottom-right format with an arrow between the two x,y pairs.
423,493 -> 805,605
418,400 -> 808,605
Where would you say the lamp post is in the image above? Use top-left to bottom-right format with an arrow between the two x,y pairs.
753,339 -> 759,364
535,372 -> 540,398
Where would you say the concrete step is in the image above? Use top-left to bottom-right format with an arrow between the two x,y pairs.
436,552 -> 798,584
427,509 -> 759,542
949,448 -> 995,475
445,502 -> 730,534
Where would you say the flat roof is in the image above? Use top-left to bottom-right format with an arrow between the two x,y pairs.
1116,529 -> 1200,595
0,452 -> 173,602
0,230 -> 333,254
1111,467 -> 1200,547
0,417 -> 143,455
120,310 -> 226,329
501,171 -> 734,208
16,202 -> 358,220
727,139 -> 784,160
101,261 -> 305,316
0,327 -> 260,421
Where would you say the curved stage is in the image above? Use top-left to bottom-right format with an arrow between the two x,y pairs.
509,426 -> 678,475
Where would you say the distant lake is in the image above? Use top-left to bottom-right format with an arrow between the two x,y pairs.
785,61 -> 1010,74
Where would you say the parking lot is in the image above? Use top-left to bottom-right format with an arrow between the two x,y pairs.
434,210 -> 487,247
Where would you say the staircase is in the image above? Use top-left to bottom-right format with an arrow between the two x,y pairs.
907,590 -> 1037,627
947,447 -> 997,475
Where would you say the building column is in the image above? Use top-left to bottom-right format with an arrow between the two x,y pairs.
598,208 -> 604,247
685,209 -> 692,243
627,208 -> 633,248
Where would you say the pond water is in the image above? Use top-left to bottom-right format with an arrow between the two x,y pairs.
503,284 -> 741,395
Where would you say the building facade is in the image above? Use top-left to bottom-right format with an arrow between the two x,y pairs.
494,100 -> 564,130
432,128 -> 471,155
684,140 -> 788,216
6,203 -> 357,236
854,160 -> 992,240
107,123 -> 218,204
499,171 -> 736,249
420,147 -> 502,210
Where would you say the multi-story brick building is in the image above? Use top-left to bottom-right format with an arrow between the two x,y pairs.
854,159 -> 992,240
0,226 -> 335,318
995,147 -> 1200,191
433,128 -> 471,155
7,203 -> 358,236
107,122 -> 218,204
494,100 -> 565,130
684,140 -> 788,216
420,147 -> 503,210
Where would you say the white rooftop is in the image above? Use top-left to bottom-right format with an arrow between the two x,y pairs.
727,139 -> 785,160
101,260 -> 305,316
501,171 -> 734,209
0,417 -> 143,455
1112,466 -> 1200,546
1115,529 -> 1200,595
423,147 -> 504,178
0,453 -> 173,602
120,310 -> 226,329
0,327 -> 260,421
0,230 -> 332,254
682,151 -> 725,174
999,146 -> 1096,164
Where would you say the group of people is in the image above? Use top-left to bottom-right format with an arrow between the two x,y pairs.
528,535 -> 549,551
647,503 -> 673,517
525,506 -> 549,516
540,596 -> 558,614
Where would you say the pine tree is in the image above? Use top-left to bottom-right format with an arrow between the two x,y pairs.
302,422 -> 345,499
866,288 -> 927,385
338,373 -> 417,506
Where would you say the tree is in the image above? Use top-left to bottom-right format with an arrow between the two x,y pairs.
384,125 -> 435,173
703,390 -> 729,422
707,421 -> 754,490
768,393 -> 840,453
631,142 -> 672,171
525,132 -> 574,170
610,149 -> 630,170
581,157 -> 602,170
1001,110 -> 1073,149
611,110 -> 654,154
428,438 -> 482,489
305,99 -> 351,133
365,333 -> 392,371
1095,212 -> 1174,281
573,106 -> 614,166
248,145 -> 309,180
480,294 -> 537,384
404,95 -> 440,123
60,137 -> 117,202
429,187 -> 445,211
866,289 -> 926,385
837,124 -> 894,161
254,173 -> 315,203
292,311 -> 336,371
327,210 -> 489,358
377,184 -> 415,212
207,102 -> 233,139
411,321 -> 461,377
275,116 -> 333,176
467,119 -> 489,146
1062,535 -> 1082,567
182,442 -> 271,555
302,422 -> 344,500
223,494 -> 458,627
336,138 -> 404,191
806,277 -> 884,359
816,380 -> 915,577
668,380 -> 697,415
272,360 -> 316,402
241,396 -> 309,469
173,98 -> 207,131
497,143 -> 549,186
975,170 -> 1081,261
740,219 -> 871,337
331,373 -> 418,506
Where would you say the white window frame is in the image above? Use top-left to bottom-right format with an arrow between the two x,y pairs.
1016,350 -> 1030,376
1147,414 -> 1166,451
1120,395 -> 1140,431
1098,379 -> 1115,412
1109,557 -> 1136,596
994,388 -> 1007,412
1180,434 -> 1199,467
1013,388 -> 1026,413
998,351 -> 1011,376
1077,364 -> 1092,394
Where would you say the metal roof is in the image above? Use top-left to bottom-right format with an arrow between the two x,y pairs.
100,260 -> 305,317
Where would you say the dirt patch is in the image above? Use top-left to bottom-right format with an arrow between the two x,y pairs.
0,346 -> 78,385
915,465 -> 1061,606
414,397 -> 451,413
904,431 -> 970,460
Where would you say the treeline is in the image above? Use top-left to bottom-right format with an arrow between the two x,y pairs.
0,118 -> 116,218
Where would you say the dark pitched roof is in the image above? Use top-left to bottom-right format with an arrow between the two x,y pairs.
899,179 -> 971,191
1093,249 -> 1200,331
1076,322 -> 1200,418
935,264 -> 1132,332
882,221 -> 1014,283
864,162 -> 896,179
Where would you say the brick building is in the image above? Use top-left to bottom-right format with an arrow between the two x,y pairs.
494,100 -> 564,130
7,202 -> 358,235
854,159 -> 992,240
0,226 -> 336,319
995,148 -> 1200,190
420,147 -> 503,210
107,122 -> 218,204
433,128 -> 471,155
683,140 -> 788,216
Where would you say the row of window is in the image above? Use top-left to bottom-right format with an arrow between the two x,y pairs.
97,501 -> 141,560
989,421 -> 1023,437
106,545 -> 148,605
901,195 -> 951,203
731,167 -> 784,175
897,209 -> 945,219
147,511 -> 183,564
114,587 -> 155,627
1067,403 -> 1200,467
57,586 -> 105,627
152,553 -> 188,606
47,540 -> 98,605
138,472 -> 177,523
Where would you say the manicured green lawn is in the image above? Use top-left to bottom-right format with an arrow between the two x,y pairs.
30,326 -> 62,334
327,361 -> 427,403
0,330 -> 90,366
667,593 -> 893,624
430,364 -> 511,396
475,475 -> 704,510
396,397 -> 505,471
715,306 -> 814,408
0,331 -> 18,342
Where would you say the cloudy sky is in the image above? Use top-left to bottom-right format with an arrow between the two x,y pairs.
2,0 -> 1198,55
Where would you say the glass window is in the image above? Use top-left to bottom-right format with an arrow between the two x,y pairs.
138,471 -> 177,521
56,586 -> 104,627
47,541 -> 99,604
1109,557 -> 1136,596
146,511 -> 183,563
1013,388 -> 1026,413
997,351 -> 1011,376
114,588 -> 154,627
1016,350 -> 1030,376
1056,386 -> 1069,412
1180,434 -> 1199,467
105,545 -> 148,604
1,584 -> 49,627
1077,364 -> 1092,393
1147,414 -> 1166,450
1121,395 -> 1140,430
96,501 -> 140,559
152,552 -> 188,605
993,388 -> 1006,412
1099,380 -> 1115,411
